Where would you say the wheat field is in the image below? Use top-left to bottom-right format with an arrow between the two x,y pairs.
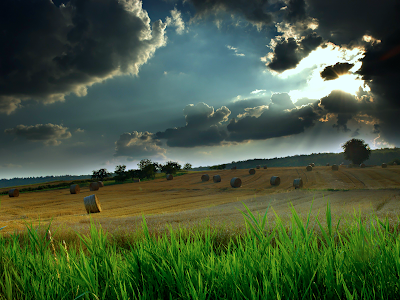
1,165 -> 400,237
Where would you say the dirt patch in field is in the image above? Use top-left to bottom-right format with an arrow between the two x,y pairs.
1,166 -> 400,237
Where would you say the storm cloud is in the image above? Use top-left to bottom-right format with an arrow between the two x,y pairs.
318,90 -> 374,132
320,62 -> 354,81
0,0 -> 167,114
114,131 -> 166,160
267,32 -> 323,72
155,103 -> 230,147
4,123 -> 72,146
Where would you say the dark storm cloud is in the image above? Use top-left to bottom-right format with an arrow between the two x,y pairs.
227,102 -> 318,142
4,123 -> 72,146
373,124 -> 380,134
320,62 -> 354,81
356,29 -> 400,143
114,131 -> 166,159
318,90 -> 373,132
306,0 -> 400,46
155,103 -> 230,147
267,33 -> 323,72
283,0 -> 307,23
0,0 -> 167,114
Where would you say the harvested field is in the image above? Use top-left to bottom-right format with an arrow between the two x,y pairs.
1,166 -> 400,237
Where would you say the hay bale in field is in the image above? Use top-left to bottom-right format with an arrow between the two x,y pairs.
70,184 -> 80,194
231,166 -> 237,170
230,177 -> 242,188
213,175 -> 221,183
97,181 -> 104,187
306,165 -> 312,171
8,188 -> 19,197
311,163 -> 315,167
326,163 -> 330,166
360,163 -> 366,168
270,176 -> 280,186
166,174 -> 173,180
293,178 -> 303,189
89,182 -> 100,191
256,165 -> 260,169
201,174 -> 210,182
332,164 -> 338,171
83,194 -> 102,214
382,163 -> 387,168
249,168 -> 256,175
263,165 -> 267,169
394,162 -> 398,165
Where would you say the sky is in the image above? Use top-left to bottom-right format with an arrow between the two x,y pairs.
0,0 -> 399,179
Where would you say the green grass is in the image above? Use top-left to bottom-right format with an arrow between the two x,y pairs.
1,198 -> 400,299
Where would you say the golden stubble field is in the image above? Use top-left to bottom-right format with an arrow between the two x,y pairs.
1,166 -> 400,237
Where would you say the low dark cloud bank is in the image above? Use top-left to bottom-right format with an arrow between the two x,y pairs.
4,123 -> 72,146
155,103 -> 230,147
0,0 -> 167,114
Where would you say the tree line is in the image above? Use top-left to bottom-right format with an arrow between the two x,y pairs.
91,159 -> 192,182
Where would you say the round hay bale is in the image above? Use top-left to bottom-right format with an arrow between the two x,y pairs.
332,164 -> 338,171
231,166 -> 237,170
70,184 -> 80,194
89,182 -> 100,191
83,194 -> 102,214
326,163 -> 330,166
360,163 -> 366,168
256,165 -> 260,169
213,175 -> 221,183
97,181 -> 104,187
270,176 -> 280,186
311,163 -> 315,167
293,178 -> 303,189
201,174 -> 210,182
166,174 -> 173,180
382,163 -> 387,168
8,188 -> 19,197
249,168 -> 256,175
263,165 -> 267,169
230,177 -> 242,188
306,165 -> 312,171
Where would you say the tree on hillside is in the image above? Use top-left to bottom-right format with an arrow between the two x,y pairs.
162,161 -> 182,174
92,168 -> 111,181
183,163 -> 192,170
342,139 -> 371,165
137,159 -> 161,179
114,165 -> 128,182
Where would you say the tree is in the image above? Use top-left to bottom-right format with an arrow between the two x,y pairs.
137,159 -> 161,179
342,139 -> 371,165
92,168 -> 111,181
183,163 -> 192,170
138,159 -> 153,171
161,161 -> 182,174
114,165 -> 128,182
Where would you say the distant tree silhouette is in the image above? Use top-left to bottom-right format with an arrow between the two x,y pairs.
342,139 -> 371,165
162,161 -> 182,174
92,168 -> 110,180
114,165 -> 128,182
183,163 -> 192,170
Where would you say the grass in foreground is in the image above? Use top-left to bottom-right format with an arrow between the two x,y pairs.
0,199 -> 400,300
